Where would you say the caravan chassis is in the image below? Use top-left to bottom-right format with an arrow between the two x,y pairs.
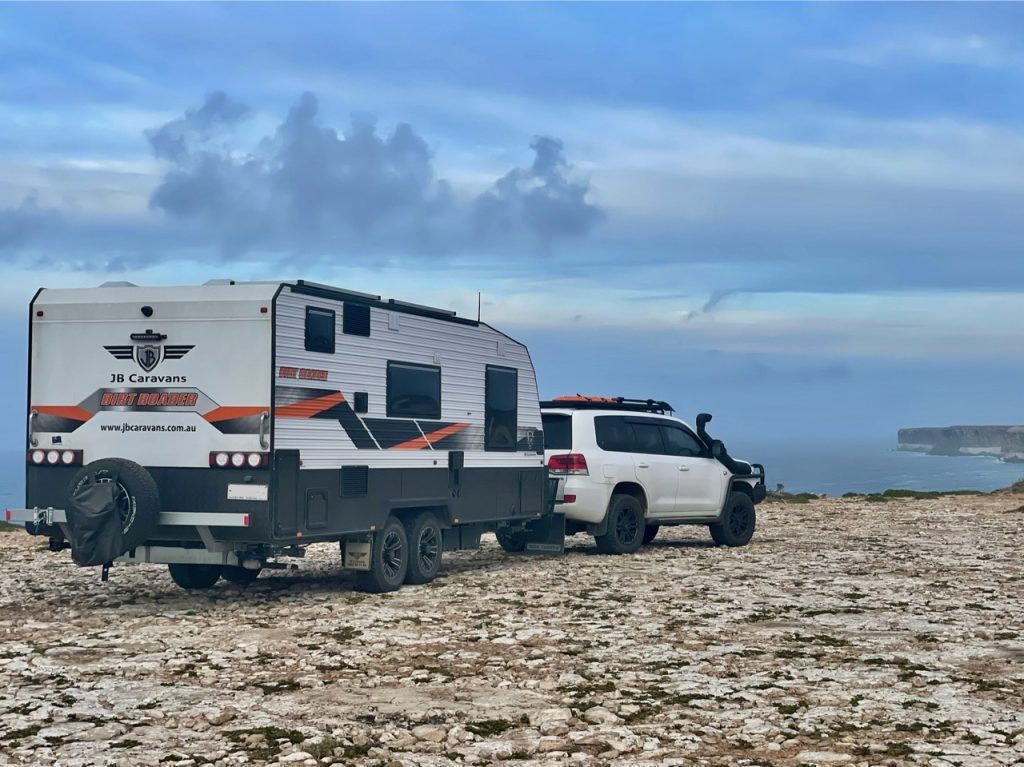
4,504 -> 564,573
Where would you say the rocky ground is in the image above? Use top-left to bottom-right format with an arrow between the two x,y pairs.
1,494 -> 1023,767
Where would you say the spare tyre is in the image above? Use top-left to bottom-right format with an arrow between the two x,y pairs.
64,458 -> 160,567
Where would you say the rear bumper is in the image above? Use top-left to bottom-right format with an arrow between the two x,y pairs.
5,508 -> 251,529
553,477 -> 610,524
25,465 -> 272,542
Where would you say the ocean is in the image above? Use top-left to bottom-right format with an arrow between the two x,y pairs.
2,440 -> 1020,509
728,438 -> 1022,496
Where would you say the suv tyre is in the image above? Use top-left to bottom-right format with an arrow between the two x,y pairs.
595,494 -> 645,554
710,492 -> 756,547
168,563 -> 222,589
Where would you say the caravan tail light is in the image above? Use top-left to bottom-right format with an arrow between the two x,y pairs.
27,449 -> 82,466
209,452 -> 269,469
548,453 -> 589,475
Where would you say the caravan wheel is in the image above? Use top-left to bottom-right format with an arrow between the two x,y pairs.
404,512 -> 443,585
355,517 -> 409,593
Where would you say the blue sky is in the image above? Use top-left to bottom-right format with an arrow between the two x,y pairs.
2,2 -> 1023,445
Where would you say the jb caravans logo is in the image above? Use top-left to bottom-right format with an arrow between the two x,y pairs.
104,330 -> 193,373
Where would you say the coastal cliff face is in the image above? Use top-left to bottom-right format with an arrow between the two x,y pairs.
898,425 -> 1024,462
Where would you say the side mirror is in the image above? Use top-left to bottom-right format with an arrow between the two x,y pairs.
710,439 -> 725,458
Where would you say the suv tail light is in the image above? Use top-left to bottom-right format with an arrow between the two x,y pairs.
548,453 -> 589,475
209,452 -> 270,469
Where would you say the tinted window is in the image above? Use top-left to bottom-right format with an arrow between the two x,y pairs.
343,303 -> 371,336
485,366 -> 518,451
387,362 -> 441,419
305,307 -> 335,353
662,425 -> 704,457
632,422 -> 664,454
595,416 -> 634,452
541,414 -> 572,449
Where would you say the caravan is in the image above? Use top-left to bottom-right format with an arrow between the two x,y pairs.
8,280 -> 560,592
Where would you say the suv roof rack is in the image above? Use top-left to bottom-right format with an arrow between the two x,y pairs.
540,395 -> 675,415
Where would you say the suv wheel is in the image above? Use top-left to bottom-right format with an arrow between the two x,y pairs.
710,492 -> 756,547
595,494 -> 645,554
168,563 -> 222,590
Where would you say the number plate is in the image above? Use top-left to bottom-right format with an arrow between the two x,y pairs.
227,484 -> 269,502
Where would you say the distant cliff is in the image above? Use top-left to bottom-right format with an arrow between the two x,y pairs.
898,426 -> 1024,462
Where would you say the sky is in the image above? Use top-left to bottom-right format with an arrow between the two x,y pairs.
2,2 -> 1023,447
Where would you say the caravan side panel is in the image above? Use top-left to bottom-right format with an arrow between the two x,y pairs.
271,286 -> 545,537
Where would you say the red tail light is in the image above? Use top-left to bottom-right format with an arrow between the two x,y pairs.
209,452 -> 270,469
548,453 -> 589,475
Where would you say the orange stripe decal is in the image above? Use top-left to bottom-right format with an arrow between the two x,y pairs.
392,422 -> 470,450
34,405 -> 94,422
203,406 -> 268,423
276,392 -> 345,419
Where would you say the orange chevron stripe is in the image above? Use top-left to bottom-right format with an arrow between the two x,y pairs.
203,406 -> 267,423
391,422 -> 470,450
33,405 -> 94,422
276,392 -> 345,419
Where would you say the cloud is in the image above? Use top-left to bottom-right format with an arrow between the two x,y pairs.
147,91 -> 602,258
0,195 -> 61,253
474,135 -> 604,242
147,91 -> 250,164
684,289 -> 740,322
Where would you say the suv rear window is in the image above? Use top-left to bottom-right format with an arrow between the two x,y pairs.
541,414 -> 572,449
594,415 -> 634,452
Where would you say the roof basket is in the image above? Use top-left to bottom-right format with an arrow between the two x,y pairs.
540,395 -> 675,414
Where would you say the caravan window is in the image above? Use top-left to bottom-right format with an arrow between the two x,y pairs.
305,307 -> 335,353
387,362 -> 441,419
485,365 -> 518,451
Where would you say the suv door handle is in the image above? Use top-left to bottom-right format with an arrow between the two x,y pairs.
637,463 -> 649,469
678,465 -> 690,471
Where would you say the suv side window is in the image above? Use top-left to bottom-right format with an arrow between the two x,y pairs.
662,425 -> 704,457
631,422 -> 665,454
595,416 -> 634,452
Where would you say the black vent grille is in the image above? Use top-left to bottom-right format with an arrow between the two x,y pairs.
341,465 -> 369,497
343,303 -> 371,336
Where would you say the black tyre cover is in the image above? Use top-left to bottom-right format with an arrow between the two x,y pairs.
64,459 -> 160,567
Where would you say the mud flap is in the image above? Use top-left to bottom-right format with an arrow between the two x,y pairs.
522,513 -> 565,554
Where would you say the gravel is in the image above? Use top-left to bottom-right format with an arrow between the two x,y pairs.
1,494 -> 1022,766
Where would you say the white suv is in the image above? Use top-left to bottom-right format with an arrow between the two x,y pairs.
540,397 -> 765,554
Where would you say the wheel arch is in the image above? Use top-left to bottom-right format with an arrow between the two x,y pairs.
610,481 -> 648,514
730,481 -> 753,501
389,504 -> 450,527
